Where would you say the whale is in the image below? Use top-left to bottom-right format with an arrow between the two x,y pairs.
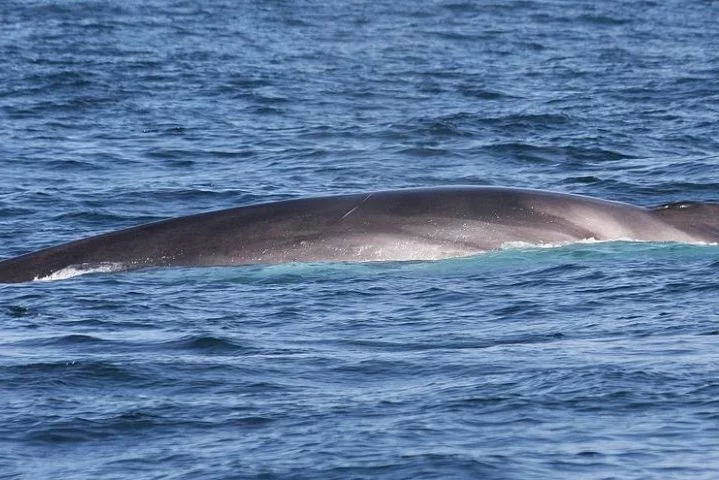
0,186 -> 717,283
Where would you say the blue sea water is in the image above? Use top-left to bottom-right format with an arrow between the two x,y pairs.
1,0 -> 719,478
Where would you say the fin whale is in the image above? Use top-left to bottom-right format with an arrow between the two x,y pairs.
0,186 -> 717,283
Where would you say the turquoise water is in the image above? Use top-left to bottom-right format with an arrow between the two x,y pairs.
1,1 -> 718,478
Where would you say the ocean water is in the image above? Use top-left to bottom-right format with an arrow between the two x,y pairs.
1,0 -> 718,478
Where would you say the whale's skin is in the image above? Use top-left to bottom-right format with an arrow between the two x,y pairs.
0,187 -> 717,283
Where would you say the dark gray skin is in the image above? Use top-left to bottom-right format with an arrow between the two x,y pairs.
0,187 -> 717,283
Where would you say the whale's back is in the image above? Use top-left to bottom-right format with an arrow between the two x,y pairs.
0,187 -> 717,283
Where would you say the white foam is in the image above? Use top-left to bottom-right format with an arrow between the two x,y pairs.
500,238 -> 717,252
34,262 -> 127,282
499,238 -> 603,250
